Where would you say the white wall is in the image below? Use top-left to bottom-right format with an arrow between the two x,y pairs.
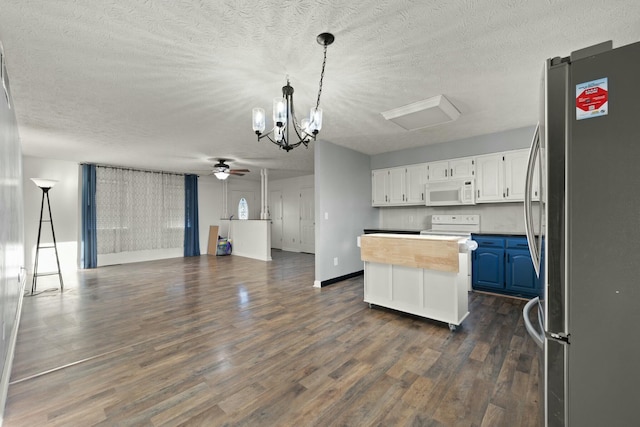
22,157 -> 79,274
1,53 -> 24,422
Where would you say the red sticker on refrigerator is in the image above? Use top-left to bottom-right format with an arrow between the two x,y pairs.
576,77 -> 608,120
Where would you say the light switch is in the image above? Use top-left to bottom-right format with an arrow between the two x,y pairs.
324,212 -> 329,220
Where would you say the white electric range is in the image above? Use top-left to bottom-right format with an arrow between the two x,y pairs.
421,214 -> 480,291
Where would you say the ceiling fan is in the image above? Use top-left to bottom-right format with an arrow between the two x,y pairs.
211,159 -> 249,180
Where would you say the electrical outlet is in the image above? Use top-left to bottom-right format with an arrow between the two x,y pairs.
333,257 -> 338,266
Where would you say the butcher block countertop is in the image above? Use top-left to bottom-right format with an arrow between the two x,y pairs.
359,233 -> 461,273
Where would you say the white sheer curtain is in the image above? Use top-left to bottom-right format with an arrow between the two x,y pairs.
96,166 -> 184,254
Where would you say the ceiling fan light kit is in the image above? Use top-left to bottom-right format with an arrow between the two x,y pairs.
381,94 -> 461,131
252,32 -> 334,152
212,159 -> 250,180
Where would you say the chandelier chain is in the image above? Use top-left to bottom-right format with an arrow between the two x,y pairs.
315,42 -> 328,110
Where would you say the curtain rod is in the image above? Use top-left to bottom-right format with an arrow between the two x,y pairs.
81,163 -> 188,177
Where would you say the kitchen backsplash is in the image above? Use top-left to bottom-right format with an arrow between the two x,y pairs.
379,203 -> 542,234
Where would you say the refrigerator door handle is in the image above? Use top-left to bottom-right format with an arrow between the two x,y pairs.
524,123 -> 541,276
523,296 -> 544,349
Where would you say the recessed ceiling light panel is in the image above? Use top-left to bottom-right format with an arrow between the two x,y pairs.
381,95 -> 461,131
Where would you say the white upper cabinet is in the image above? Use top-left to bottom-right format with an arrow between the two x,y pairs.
476,154 -> 504,202
405,164 -> 428,203
371,163 -> 428,206
476,149 -> 534,203
427,157 -> 475,182
504,150 -> 529,201
427,161 -> 450,182
388,168 -> 406,204
372,169 -> 390,206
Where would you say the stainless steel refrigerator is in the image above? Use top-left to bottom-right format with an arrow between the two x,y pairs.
523,40 -> 640,427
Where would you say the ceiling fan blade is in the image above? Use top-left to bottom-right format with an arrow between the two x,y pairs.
229,169 -> 250,173
229,171 -> 245,176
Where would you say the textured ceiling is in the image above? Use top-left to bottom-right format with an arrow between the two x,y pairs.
1,0 -> 640,180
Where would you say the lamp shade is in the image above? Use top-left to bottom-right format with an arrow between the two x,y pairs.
31,178 -> 58,189
214,171 -> 229,180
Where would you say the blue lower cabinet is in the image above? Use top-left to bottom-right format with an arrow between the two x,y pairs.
472,235 -> 542,298
472,248 -> 505,290
506,249 -> 539,296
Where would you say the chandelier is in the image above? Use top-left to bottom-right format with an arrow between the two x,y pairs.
252,32 -> 334,152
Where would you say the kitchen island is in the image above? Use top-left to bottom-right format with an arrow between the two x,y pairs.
359,233 -> 472,330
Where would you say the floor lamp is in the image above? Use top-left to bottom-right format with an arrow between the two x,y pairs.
30,178 -> 64,295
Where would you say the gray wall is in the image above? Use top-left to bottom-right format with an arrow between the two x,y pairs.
371,125 -> 536,168
1,47 -> 24,422
315,140 -> 378,284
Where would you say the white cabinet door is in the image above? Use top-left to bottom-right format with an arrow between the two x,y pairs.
405,164 -> 427,204
504,150 -> 528,201
372,169 -> 389,206
428,158 -> 475,181
450,157 -> 475,179
476,154 -> 504,202
388,167 -> 406,204
427,161 -> 450,182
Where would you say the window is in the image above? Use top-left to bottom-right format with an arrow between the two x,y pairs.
96,166 -> 184,254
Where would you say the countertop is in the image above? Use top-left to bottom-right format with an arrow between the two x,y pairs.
363,228 -> 422,235
473,231 -> 527,237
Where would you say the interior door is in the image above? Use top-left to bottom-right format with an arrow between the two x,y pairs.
299,187 -> 315,254
269,190 -> 283,249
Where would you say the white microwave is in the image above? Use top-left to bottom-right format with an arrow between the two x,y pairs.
425,179 -> 475,206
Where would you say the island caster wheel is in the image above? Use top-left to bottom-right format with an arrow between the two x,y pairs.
368,303 -> 373,309
448,323 -> 457,332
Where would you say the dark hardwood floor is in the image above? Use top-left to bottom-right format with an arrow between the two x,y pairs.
5,250 -> 541,426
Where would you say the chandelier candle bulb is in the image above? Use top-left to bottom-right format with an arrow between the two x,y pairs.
252,108 -> 265,134
273,98 -> 287,125
309,107 -> 323,133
